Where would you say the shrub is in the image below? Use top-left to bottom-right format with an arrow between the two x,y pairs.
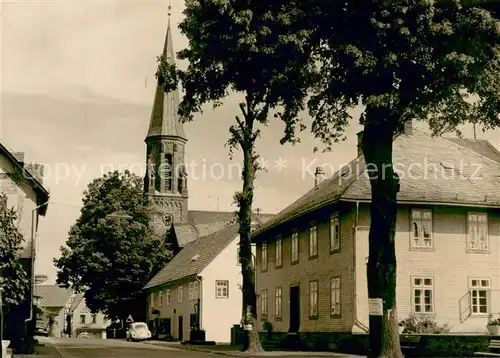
400,314 -> 450,334
488,314 -> 500,326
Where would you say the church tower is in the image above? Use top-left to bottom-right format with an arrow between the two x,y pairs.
145,7 -> 188,225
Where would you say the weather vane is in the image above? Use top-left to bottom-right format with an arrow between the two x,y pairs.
167,1 -> 172,17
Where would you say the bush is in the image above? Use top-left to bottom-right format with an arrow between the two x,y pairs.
400,314 -> 450,334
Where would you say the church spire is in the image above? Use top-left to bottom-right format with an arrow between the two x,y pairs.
146,5 -> 187,141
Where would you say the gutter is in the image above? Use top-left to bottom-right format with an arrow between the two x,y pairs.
26,200 -> 50,325
341,198 -> 500,209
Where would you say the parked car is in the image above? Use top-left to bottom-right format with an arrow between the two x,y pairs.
34,321 -> 49,337
126,322 -> 151,342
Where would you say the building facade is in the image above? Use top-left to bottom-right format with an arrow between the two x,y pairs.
252,122 -> 500,335
0,145 -> 49,350
144,224 -> 243,343
68,294 -> 110,338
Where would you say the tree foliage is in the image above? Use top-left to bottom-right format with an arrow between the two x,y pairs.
0,193 -> 29,309
157,0 -> 320,352
54,171 -> 172,320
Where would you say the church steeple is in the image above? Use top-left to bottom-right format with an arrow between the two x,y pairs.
145,6 -> 189,225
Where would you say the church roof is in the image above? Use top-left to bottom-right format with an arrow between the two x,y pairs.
174,210 -> 274,247
146,16 -> 187,141
252,129 -> 500,239
144,223 -> 240,289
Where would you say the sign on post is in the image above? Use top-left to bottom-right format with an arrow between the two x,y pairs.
368,298 -> 383,316
34,274 -> 48,285
126,314 -> 134,323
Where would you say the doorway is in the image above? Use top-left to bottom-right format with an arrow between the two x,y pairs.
289,285 -> 300,332
178,316 -> 184,342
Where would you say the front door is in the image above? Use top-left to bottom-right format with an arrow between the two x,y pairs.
289,285 -> 300,332
178,316 -> 183,341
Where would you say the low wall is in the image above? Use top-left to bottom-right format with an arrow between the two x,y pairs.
258,332 -> 492,357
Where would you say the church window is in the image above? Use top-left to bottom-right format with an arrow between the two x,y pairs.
164,154 -> 173,191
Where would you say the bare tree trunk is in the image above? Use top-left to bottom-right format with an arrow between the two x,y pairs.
361,113 -> 403,358
237,142 -> 263,353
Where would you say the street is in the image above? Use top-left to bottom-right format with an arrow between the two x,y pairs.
35,337 -> 214,358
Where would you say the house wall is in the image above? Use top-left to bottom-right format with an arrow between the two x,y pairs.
43,307 -> 66,337
255,203 -> 356,333
0,156 -> 41,259
147,277 -> 200,342
200,236 -> 242,343
71,300 -> 110,338
355,203 -> 500,334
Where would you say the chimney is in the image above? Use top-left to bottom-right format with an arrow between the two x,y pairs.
314,166 -> 325,188
13,152 -> 25,165
404,120 -> 413,135
356,131 -> 363,157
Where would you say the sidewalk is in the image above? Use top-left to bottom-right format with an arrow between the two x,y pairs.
144,341 -> 363,357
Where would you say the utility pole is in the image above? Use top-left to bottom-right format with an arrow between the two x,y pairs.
473,122 -> 477,140
0,287 -> 3,358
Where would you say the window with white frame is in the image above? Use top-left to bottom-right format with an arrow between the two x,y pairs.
178,286 -> 183,303
276,236 -> 282,268
467,213 -> 489,252
330,277 -> 341,316
309,280 -> 318,318
411,209 -> 433,248
189,282 -> 199,301
275,287 -> 282,319
261,243 -> 268,271
159,291 -> 163,306
412,277 -> 434,313
166,289 -> 171,305
470,278 -> 490,314
150,292 -> 155,308
291,230 -> 299,263
261,290 -> 268,319
216,280 -> 229,298
309,224 -> 318,258
330,214 -> 340,252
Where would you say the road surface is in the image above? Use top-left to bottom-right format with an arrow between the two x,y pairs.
36,337 -> 214,358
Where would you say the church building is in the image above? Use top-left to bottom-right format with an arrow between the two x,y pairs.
142,10 -> 273,342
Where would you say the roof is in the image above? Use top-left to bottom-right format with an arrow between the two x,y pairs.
35,285 -> 73,308
146,17 -> 187,141
144,223 -> 240,289
0,142 -> 49,215
252,129 -> 500,238
68,294 -> 84,314
175,210 -> 274,247
445,138 -> 500,162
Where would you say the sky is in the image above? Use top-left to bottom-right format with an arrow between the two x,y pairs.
1,0 -> 499,284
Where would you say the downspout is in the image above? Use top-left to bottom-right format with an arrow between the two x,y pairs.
352,201 -> 369,333
195,276 -> 202,329
26,201 -> 49,325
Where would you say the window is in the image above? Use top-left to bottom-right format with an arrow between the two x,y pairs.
178,286 -> 183,303
309,281 -> 318,318
216,280 -> 229,298
411,209 -> 433,248
275,287 -> 282,320
261,243 -> 268,271
330,214 -> 340,252
330,277 -> 341,317
309,224 -> 318,258
275,236 -> 282,268
291,230 -> 299,263
159,291 -> 163,306
261,290 -> 268,319
80,315 -> 86,324
166,289 -> 171,305
470,278 -> 490,315
189,282 -> 199,301
467,213 -> 488,252
91,314 -> 97,324
412,277 -> 434,313
150,293 -> 155,308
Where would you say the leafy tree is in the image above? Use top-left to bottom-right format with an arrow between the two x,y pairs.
0,193 -> 29,309
54,171 -> 172,320
156,1 -> 311,352
242,1 -> 499,357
